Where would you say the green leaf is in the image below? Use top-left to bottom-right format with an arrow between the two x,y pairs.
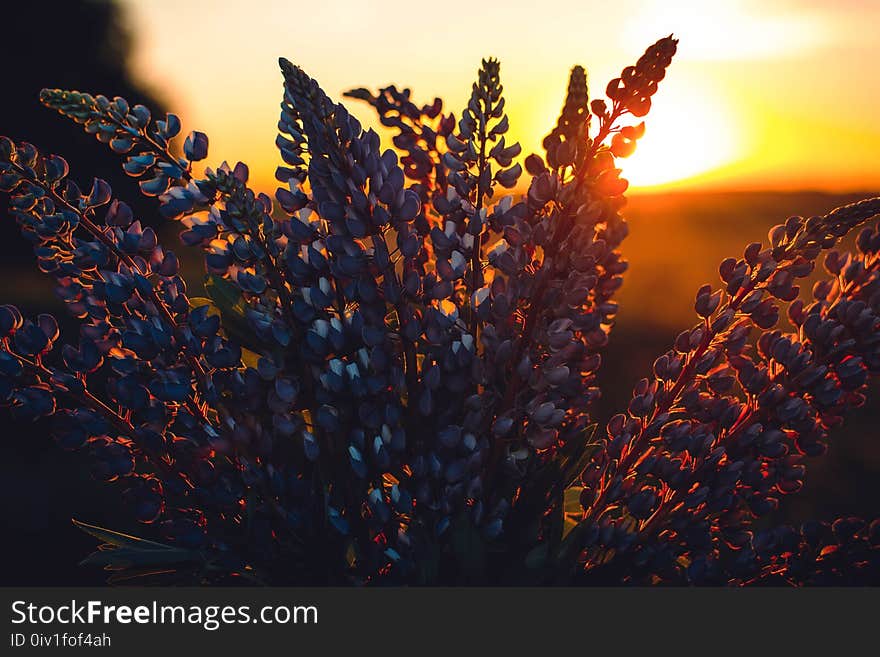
344,541 -> 358,569
73,519 -> 201,570
241,347 -> 261,369
205,274 -> 247,317
558,424 -> 601,488
562,486 -> 584,541
188,296 -> 217,314
73,518 -> 180,551
203,275 -> 270,355
189,294 -> 264,370
563,486 -> 584,514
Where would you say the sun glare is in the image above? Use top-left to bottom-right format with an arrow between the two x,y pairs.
623,1 -> 826,61
619,82 -> 741,190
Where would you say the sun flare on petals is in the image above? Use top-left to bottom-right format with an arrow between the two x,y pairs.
618,82 -> 742,189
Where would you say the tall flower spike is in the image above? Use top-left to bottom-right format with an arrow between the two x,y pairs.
344,85 -> 455,212
470,43 -> 677,560
39,90 -> 208,197
543,65 -> 589,170
569,198 -> 880,585
436,58 -> 522,337
484,39 -> 681,446
279,59 -> 440,570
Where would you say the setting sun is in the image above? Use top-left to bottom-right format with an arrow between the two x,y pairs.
122,0 -> 880,194
621,81 -> 742,189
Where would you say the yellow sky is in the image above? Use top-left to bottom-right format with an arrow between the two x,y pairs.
122,0 -> 880,193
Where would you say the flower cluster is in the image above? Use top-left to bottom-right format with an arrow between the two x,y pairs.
569,200 -> 880,584
1,35 -> 878,585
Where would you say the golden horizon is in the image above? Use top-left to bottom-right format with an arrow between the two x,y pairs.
122,0 -> 880,195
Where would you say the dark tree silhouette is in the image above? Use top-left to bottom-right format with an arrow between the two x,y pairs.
0,0 -> 166,266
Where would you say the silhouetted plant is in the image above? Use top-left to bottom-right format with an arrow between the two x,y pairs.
1,35 -> 878,584
0,0 -> 166,269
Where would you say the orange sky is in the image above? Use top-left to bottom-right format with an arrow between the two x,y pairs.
122,0 -> 880,193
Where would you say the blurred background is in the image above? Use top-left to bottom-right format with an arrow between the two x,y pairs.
0,0 -> 877,584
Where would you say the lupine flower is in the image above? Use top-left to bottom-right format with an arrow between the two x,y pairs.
1,35 -> 878,585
